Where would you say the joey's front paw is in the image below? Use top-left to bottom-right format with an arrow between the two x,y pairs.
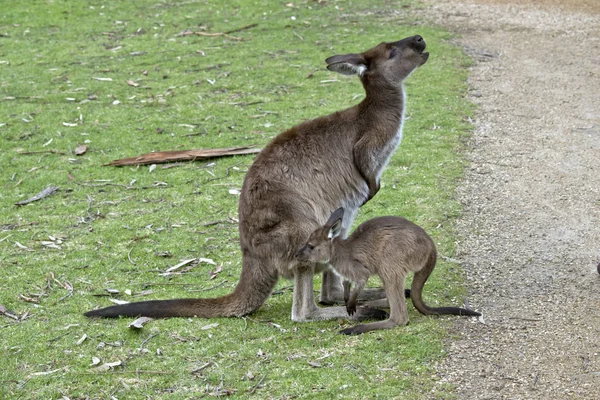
346,302 -> 357,316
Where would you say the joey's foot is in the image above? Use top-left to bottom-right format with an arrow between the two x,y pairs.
351,307 -> 388,321
339,326 -> 362,335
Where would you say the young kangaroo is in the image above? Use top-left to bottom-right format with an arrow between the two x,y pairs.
84,36 -> 429,321
296,208 -> 481,335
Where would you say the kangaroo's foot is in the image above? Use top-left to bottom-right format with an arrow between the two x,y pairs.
293,305 -> 387,322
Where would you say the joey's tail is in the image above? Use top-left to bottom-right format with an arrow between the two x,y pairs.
410,252 -> 481,317
84,254 -> 279,318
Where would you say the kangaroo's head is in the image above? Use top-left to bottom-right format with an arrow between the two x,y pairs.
325,35 -> 428,87
295,208 -> 344,264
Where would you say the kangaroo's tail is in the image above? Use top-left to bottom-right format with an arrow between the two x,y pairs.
410,252 -> 481,317
84,254 -> 278,318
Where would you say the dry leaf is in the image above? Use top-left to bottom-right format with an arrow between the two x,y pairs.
90,360 -> 122,372
75,144 -> 88,155
129,317 -> 153,329
105,288 -> 120,294
126,80 -> 139,87
199,257 -> 216,265
164,258 -> 196,274
76,334 -> 88,345
62,122 -> 78,127
148,164 -> 156,173
228,188 -> 241,196
109,299 -> 129,305
200,322 -> 219,330
90,357 -> 101,366
209,264 -> 223,280
93,77 -> 113,81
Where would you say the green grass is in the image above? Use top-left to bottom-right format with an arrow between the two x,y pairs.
0,1 -> 473,398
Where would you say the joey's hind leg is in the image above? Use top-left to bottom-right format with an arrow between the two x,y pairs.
339,279 -> 408,335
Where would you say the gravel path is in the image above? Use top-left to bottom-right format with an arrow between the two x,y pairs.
422,1 -> 600,398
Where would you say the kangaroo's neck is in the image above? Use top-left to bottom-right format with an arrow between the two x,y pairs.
330,238 -> 362,282
358,80 -> 406,122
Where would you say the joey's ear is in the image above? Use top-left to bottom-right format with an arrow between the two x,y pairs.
327,218 -> 343,239
324,207 -> 344,239
325,53 -> 367,76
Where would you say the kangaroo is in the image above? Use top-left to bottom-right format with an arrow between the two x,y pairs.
296,208 -> 481,335
84,35 -> 429,321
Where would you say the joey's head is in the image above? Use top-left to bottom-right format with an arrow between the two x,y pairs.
325,35 -> 428,87
295,208 -> 344,264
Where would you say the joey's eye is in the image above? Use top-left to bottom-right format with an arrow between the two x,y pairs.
389,48 -> 397,59
307,244 -> 315,250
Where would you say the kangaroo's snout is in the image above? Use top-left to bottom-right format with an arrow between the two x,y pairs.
412,35 -> 426,52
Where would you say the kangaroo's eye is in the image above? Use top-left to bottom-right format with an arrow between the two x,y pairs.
389,48 -> 397,59
307,244 -> 315,250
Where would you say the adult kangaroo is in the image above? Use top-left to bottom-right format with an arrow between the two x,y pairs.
296,208 -> 481,335
84,35 -> 430,321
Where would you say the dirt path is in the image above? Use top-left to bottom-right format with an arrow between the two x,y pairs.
422,1 -> 600,398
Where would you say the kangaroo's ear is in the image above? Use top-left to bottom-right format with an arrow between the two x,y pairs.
325,53 -> 367,76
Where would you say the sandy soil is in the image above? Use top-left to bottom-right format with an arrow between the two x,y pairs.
422,0 -> 600,398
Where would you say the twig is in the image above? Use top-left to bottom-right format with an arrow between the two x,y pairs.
76,370 -> 172,375
139,333 -> 159,351
127,247 -> 137,265
292,31 -> 304,41
191,362 -> 212,374
248,374 -> 267,394
225,23 -> 258,34
17,150 -> 66,155
15,186 -> 59,206
106,146 -> 261,167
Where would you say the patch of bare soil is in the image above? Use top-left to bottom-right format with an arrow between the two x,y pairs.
422,0 -> 600,398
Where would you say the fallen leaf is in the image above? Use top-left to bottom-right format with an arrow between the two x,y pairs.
62,122 -> 78,127
307,361 -> 322,368
90,357 -> 101,366
90,360 -> 122,372
209,264 -> 222,280
93,77 -> 113,81
164,258 -> 196,274
200,322 -> 219,330
75,144 -> 88,155
105,288 -> 120,294
129,317 -> 153,329
126,80 -> 139,87
228,188 -> 241,196
76,334 -> 88,345
199,257 -> 216,265
109,299 -> 129,305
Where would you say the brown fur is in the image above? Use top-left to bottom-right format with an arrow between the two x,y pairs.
296,208 -> 481,335
84,36 -> 429,320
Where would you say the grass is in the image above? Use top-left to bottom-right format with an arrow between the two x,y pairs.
0,0 -> 474,398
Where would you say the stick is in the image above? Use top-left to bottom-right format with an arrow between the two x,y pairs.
15,186 -> 59,206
